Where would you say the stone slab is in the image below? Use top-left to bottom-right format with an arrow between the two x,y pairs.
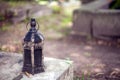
81,0 -> 111,10
72,0 -> 120,40
0,52 -> 73,80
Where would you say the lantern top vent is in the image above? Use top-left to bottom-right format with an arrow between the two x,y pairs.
24,18 -> 44,43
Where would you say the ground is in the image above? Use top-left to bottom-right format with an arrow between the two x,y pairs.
0,13 -> 120,80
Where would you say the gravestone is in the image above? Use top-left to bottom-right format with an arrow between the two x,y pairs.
72,0 -> 120,40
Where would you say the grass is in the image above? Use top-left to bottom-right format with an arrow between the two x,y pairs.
74,74 -> 91,80
7,1 -> 37,8
35,13 -> 72,39
8,1 -> 27,7
36,0 -> 48,5
74,75 -> 85,80
0,23 -> 11,31
74,76 -> 80,80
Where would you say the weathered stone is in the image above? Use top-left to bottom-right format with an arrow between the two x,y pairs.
8,5 -> 52,24
81,0 -> 110,10
72,0 -> 120,40
72,9 -> 93,36
93,10 -> 120,40
0,52 -> 73,80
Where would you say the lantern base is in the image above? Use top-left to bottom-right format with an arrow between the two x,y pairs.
21,57 -> 73,80
22,66 -> 45,75
34,67 -> 45,74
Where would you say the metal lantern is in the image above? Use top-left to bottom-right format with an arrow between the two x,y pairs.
22,18 -> 45,75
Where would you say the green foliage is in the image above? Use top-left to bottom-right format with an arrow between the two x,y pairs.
8,1 -> 26,7
62,16 -> 71,25
110,0 -> 120,9
81,74 -> 85,80
52,6 -> 61,13
0,25 -> 9,31
35,13 -> 72,39
0,14 -> 5,21
51,5 -> 62,13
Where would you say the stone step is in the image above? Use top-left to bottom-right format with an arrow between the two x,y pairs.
0,52 -> 73,80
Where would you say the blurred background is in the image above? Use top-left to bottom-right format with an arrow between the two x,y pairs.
0,0 -> 120,80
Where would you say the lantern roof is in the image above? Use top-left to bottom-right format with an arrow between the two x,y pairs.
24,18 -> 44,43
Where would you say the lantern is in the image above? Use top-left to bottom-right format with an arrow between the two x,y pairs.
22,18 -> 45,75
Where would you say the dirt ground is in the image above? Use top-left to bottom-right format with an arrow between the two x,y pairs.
0,21 -> 120,80
45,37 -> 120,80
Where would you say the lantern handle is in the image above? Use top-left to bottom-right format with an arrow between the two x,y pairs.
26,21 -> 39,31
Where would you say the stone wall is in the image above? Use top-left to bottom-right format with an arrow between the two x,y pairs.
73,10 -> 93,36
72,0 -> 120,40
93,10 -> 120,40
